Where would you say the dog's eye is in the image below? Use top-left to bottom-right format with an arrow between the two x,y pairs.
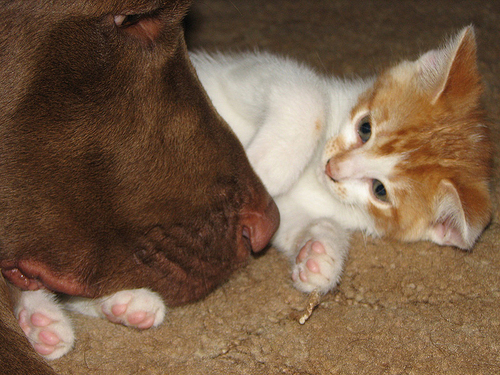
114,14 -> 143,28
114,8 -> 163,28
113,9 -> 163,43
372,179 -> 388,202
357,115 -> 371,143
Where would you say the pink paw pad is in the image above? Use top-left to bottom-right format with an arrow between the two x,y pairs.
306,258 -> 320,273
111,303 -> 128,317
101,290 -> 165,330
296,241 -> 326,265
292,239 -> 337,293
296,240 -> 312,263
31,312 -> 53,327
127,311 -> 155,329
105,303 -> 154,329
311,241 -> 326,254
15,290 -> 75,360
18,309 -> 31,333
295,241 -> 322,283
19,310 -> 61,356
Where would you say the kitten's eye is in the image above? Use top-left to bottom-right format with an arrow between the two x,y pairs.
372,179 -> 388,202
357,115 -> 371,143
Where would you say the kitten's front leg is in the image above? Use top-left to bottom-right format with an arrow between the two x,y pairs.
66,288 -> 166,329
290,219 -> 351,294
246,85 -> 327,197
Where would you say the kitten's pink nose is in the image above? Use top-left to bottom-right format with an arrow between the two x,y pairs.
325,158 -> 340,181
326,157 -> 359,181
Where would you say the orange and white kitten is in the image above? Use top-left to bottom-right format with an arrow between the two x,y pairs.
191,26 -> 493,293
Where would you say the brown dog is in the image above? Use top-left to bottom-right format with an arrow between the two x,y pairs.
0,0 -> 279,372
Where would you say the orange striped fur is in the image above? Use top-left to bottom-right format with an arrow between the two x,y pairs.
326,27 -> 492,249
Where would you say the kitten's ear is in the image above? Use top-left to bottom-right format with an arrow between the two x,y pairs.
429,179 -> 490,250
417,26 -> 481,104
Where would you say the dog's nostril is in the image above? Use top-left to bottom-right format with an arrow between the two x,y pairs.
240,226 -> 253,255
242,226 -> 251,241
239,198 -> 280,254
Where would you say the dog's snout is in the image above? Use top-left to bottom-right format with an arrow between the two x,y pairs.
238,198 -> 280,257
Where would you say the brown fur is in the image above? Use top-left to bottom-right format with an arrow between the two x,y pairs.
0,0 -> 279,372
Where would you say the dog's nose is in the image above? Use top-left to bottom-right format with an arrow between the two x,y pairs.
239,197 -> 279,257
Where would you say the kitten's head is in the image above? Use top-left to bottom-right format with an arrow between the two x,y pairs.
323,26 -> 492,249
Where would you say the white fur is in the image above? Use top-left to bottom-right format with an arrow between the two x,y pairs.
191,51 -> 378,293
191,28 -> 483,293
15,290 -> 75,360
15,288 -> 165,360
66,288 -> 166,329
191,52 -> 331,197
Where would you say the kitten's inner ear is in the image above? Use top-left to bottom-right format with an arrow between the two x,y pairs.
429,180 -> 470,249
428,179 -> 491,250
417,26 -> 480,104
429,180 -> 468,248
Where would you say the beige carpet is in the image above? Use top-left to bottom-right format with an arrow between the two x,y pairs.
51,0 -> 500,374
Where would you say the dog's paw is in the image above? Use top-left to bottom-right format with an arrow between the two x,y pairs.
15,290 -> 74,360
291,240 -> 342,294
100,288 -> 166,329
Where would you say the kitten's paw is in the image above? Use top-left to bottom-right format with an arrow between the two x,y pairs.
16,290 -> 74,360
100,289 -> 166,329
291,240 -> 341,294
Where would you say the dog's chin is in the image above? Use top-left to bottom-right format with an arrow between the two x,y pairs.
0,210 -> 262,307
132,256 -> 243,306
0,241 -> 244,308
121,225 -> 246,306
